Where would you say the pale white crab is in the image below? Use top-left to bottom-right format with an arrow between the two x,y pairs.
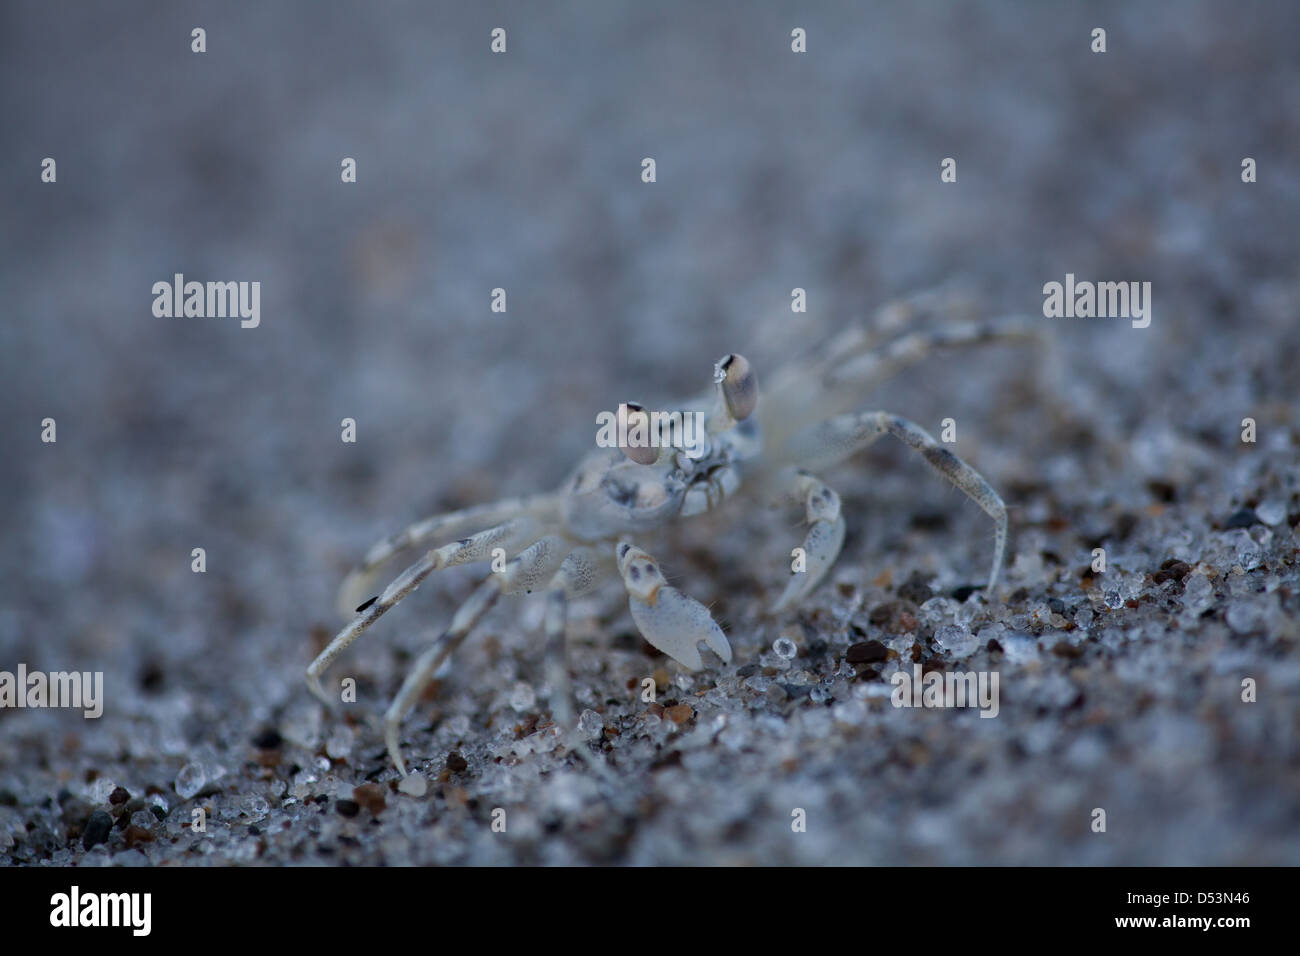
309,303 -> 1035,774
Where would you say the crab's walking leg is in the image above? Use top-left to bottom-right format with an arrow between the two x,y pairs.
616,541 -> 731,671
788,411 -> 1008,593
336,495 -> 556,618
771,471 -> 847,613
307,515 -> 546,704
823,316 -> 1040,392
384,534 -> 571,775
542,547 -> 613,729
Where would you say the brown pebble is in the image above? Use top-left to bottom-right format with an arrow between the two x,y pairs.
352,783 -> 387,814
665,703 -> 693,725
256,750 -> 281,769
869,600 -> 920,635
108,786 -> 130,805
446,751 -> 469,773
897,571 -> 935,604
1052,641 -> 1085,659
124,825 -> 154,848
846,640 -> 888,664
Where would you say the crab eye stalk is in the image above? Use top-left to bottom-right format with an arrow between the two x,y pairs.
715,353 -> 758,421
617,402 -> 659,465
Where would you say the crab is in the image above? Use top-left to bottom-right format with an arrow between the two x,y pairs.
308,299 -> 1037,775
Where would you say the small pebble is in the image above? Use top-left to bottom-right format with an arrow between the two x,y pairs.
174,763 -> 206,799
665,703 -> 694,725
335,798 -> 360,818
82,810 -> 113,850
446,751 -> 469,773
252,728 -> 283,750
898,571 -> 935,604
60,798 -> 92,826
509,682 -> 536,712
772,636 -> 798,660
846,640 -> 888,664
1255,500 -> 1286,526
352,783 -> 387,814
1223,508 -> 1258,530
397,775 -> 428,797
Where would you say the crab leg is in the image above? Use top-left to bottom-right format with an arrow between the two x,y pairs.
384,534 -> 572,775
307,515 -> 548,704
771,471 -> 847,612
336,494 -> 557,617
542,546 -> 613,729
782,411 -> 1008,593
822,315 -> 1040,392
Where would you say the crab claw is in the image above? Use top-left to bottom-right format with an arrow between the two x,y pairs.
618,542 -> 731,670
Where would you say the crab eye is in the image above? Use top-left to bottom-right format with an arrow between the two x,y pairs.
618,402 -> 658,465
716,353 -> 758,421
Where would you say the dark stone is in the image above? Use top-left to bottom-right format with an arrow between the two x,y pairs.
60,798 -> 92,827
138,661 -> 164,692
82,810 -> 113,850
1147,480 -> 1177,503
252,727 -> 283,750
1224,508 -> 1258,530
335,799 -> 360,818
846,640 -> 888,664
1153,561 -> 1192,584
898,571 -> 935,604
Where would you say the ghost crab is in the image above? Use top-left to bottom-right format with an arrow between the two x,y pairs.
309,301 -> 1038,774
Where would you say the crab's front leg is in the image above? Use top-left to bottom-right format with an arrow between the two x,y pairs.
770,470 -> 847,613
616,541 -> 731,671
